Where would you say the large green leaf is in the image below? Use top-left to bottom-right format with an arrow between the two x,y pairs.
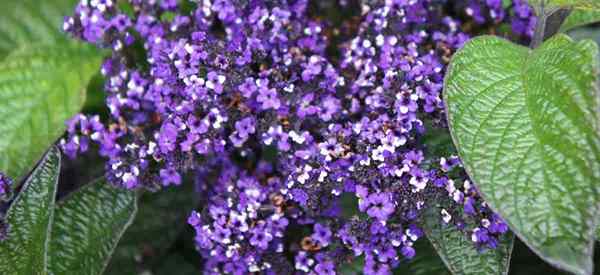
561,10 -> 600,32
0,0 -> 77,59
0,147 -> 60,275
105,183 -> 199,274
529,0 -> 600,10
0,43 -> 102,181
444,34 -> 600,274
423,207 -> 514,275
48,180 -> 137,275
0,0 -> 102,181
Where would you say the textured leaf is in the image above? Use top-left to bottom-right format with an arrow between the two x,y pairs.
529,0 -> 600,10
444,34 -> 600,274
0,43 -> 102,181
48,179 -> 137,275
0,147 -> 61,275
105,183 -> 199,274
0,0 -> 102,181
423,207 -> 514,275
561,9 -> 600,32
0,0 -> 77,59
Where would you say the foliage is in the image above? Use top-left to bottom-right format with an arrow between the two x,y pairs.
0,147 -> 136,275
0,0 -> 102,181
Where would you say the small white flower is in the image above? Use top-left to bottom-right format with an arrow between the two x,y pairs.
441,209 -> 452,223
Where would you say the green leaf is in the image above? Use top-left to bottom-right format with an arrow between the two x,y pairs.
0,43 -> 102,181
0,0 -> 103,181
444,34 -> 600,274
0,147 -> 61,275
0,0 -> 78,59
561,9 -> 600,32
105,183 -> 199,274
48,179 -> 137,275
529,0 -> 600,10
423,207 -> 514,275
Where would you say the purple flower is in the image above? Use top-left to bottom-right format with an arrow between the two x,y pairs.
160,168 -> 181,186
366,193 -> 395,221
187,211 -> 202,227
158,123 -> 179,153
256,85 -> 281,110
401,245 -> 416,259
238,78 -> 257,98
250,225 -> 273,250
235,117 -> 256,138
315,260 -> 335,275
311,223 -> 332,247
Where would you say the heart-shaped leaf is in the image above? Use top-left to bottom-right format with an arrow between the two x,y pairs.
0,147 -> 60,275
423,207 -> 514,275
0,43 -> 102,181
444,34 -> 600,274
48,179 -> 137,275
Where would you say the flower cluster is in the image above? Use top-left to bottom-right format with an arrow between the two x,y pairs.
464,0 -> 505,24
463,0 -> 537,39
61,0 -> 526,274
510,0 -> 537,38
188,159 -> 295,274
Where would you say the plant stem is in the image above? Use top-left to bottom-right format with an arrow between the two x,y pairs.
530,0 -> 546,49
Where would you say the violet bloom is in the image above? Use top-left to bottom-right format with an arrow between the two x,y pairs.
401,245 -> 416,259
294,251 -> 314,273
235,117 -> 256,138
187,211 -> 202,227
250,226 -> 273,250
256,82 -> 281,110
238,77 -> 257,98
464,197 -> 476,215
311,223 -> 332,247
471,227 -> 490,244
511,0 -> 537,38
160,168 -> 182,186
314,260 -> 335,275
366,192 -> 395,221
157,123 -> 179,153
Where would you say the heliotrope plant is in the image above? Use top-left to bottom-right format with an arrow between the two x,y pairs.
0,0 -> 599,274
